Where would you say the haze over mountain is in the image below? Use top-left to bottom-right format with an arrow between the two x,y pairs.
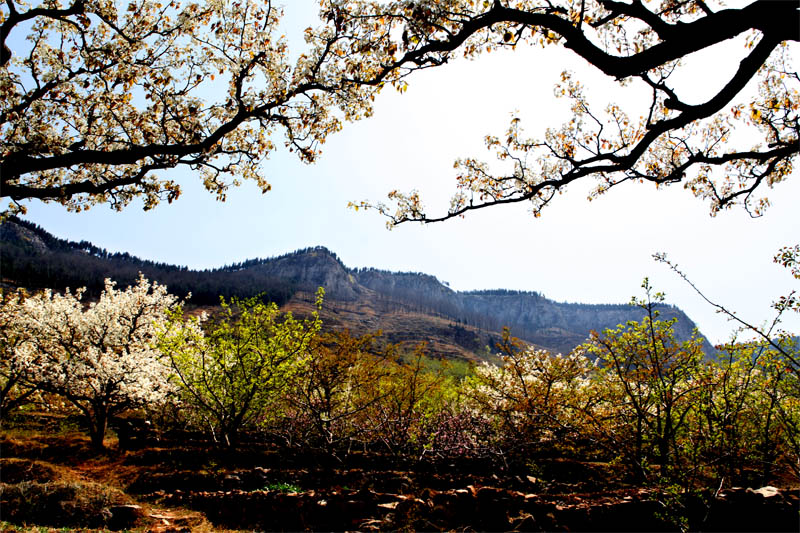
1,217 -> 712,358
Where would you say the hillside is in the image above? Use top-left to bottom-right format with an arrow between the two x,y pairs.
0,217 -> 711,358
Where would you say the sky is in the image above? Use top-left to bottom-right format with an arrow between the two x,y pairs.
13,1 -> 799,346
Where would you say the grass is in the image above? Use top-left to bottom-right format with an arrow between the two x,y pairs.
0,425 -> 216,532
0,480 -> 128,529
262,481 -> 302,493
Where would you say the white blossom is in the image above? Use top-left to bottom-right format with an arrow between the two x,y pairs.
10,275 -> 180,447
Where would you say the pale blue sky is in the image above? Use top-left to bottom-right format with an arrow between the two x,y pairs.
14,1 -> 799,345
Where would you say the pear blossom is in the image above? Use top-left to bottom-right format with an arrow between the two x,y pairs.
15,275 -> 179,450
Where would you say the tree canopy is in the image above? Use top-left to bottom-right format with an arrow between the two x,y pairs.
342,0 -> 798,224
159,289 -> 323,447
2,0 -> 796,218
0,0 -> 405,212
1,275 -> 178,449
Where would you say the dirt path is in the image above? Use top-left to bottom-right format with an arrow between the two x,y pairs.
144,508 -> 208,532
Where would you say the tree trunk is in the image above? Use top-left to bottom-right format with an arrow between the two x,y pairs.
221,424 -> 239,449
89,408 -> 108,451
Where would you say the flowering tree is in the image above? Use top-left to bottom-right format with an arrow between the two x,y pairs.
0,0 -> 409,212
339,0 -> 798,224
5,1 -> 795,218
160,289 -> 323,448
466,328 -> 594,455
14,275 -> 179,450
0,289 -> 39,418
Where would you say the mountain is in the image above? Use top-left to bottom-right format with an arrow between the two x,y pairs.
0,216 -> 712,359
0,217 -> 296,306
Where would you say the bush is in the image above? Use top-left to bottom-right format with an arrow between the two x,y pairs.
0,458 -> 58,484
0,480 -> 130,529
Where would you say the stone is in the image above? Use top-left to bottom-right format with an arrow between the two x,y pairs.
749,486 -> 780,499
222,474 -> 242,489
105,504 -> 142,530
511,513 -> 537,532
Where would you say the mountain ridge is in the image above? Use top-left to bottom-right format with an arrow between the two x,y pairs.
1,217 -> 712,358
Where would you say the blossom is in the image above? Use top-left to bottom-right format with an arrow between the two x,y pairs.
10,274 -> 180,448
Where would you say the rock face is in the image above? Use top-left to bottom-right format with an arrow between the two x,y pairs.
343,256 -> 709,355
283,251 -> 711,355
357,269 -> 456,302
253,248 -> 366,301
0,220 -> 51,255
456,291 -> 706,355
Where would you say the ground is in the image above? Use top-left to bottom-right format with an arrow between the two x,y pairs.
1,414 -> 797,532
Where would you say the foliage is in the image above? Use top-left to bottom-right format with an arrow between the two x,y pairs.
653,245 -> 799,483
2,271 -> 796,489
574,280 -> 800,487
773,244 -> 800,318
338,0 -> 798,225
456,281 -> 798,488
263,481 -> 303,493
363,343 -> 454,458
691,340 -> 800,483
582,280 -> 707,480
271,331 -> 480,461
274,329 -> 394,456
1,216 -> 297,306
3,275 -> 178,449
160,288 -> 323,447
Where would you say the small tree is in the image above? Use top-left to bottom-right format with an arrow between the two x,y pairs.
583,280 -> 706,480
466,328 -> 594,458
688,342 -> 762,483
365,344 -> 451,458
277,329 -> 393,457
14,275 -> 178,450
161,289 -> 323,447
657,248 -> 800,481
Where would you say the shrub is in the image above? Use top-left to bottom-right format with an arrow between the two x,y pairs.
0,480 -> 129,529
